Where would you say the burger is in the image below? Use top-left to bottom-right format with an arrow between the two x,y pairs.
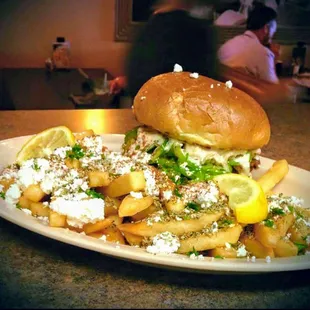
122,71 -> 270,185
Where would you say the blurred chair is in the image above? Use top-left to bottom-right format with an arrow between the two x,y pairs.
218,65 -> 294,106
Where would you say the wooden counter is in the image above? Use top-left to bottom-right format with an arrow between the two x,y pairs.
0,105 -> 309,308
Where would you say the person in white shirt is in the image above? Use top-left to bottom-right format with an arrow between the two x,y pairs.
218,4 -> 279,84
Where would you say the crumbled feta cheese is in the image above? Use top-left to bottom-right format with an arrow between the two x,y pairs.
146,231 -> 180,254
143,168 -> 160,197
251,256 -> 256,263
189,253 -> 204,260
53,146 -> 71,159
17,158 -> 50,189
37,216 -> 49,225
236,244 -> 247,257
265,256 -> 271,263
22,208 -> 32,215
225,242 -> 231,249
225,80 -> 233,89
130,191 -> 143,199
196,182 -> 219,208
210,84 -> 214,88
173,63 -> 183,72
100,235 -> 107,242
189,72 -> 199,79
5,183 -> 21,205
162,190 -> 172,201
49,198 -> 105,228
211,221 -> 218,233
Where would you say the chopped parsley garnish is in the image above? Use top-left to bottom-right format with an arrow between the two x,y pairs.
294,242 -> 307,255
124,127 -> 138,145
220,219 -> 234,226
66,144 -> 85,159
187,247 -> 199,257
33,160 -> 40,171
85,189 -> 104,199
130,167 -> 136,172
0,192 -> 5,199
186,202 -> 201,211
288,205 -> 295,213
214,255 -> 224,259
228,158 -> 240,167
148,139 -> 227,184
16,203 -> 22,210
145,143 -> 157,154
173,188 -> 183,198
295,210 -> 304,219
135,145 -> 140,150
264,219 -> 275,228
271,207 -> 285,216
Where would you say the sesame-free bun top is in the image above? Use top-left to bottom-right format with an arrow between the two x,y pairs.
133,71 -> 270,150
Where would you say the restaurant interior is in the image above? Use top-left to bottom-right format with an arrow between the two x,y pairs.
0,1 -> 310,309
0,0 -> 309,110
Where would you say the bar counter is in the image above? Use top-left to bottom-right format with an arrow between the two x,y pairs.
0,103 -> 310,308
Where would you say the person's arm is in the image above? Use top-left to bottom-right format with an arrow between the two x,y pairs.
109,76 -> 127,95
258,49 -> 279,84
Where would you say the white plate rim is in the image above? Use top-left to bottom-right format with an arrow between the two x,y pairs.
0,134 -> 310,274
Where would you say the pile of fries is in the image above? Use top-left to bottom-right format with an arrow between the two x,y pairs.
0,129 -> 309,260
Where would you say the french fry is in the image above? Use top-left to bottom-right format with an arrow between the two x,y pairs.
107,214 -> 124,226
104,198 -> 120,217
177,224 -> 242,254
131,204 -> 159,222
0,178 -> 15,192
122,231 -> 144,246
88,171 -> 111,187
287,224 -> 308,245
74,129 -> 95,141
49,211 -> 67,227
274,238 -> 298,257
102,171 -> 146,197
256,159 -> 289,194
241,235 -> 275,258
118,195 -> 153,217
101,226 -> 126,244
23,184 -> 46,202
18,195 -> 31,210
118,211 -> 224,237
64,158 -> 80,169
65,223 -> 84,233
208,246 -> 238,258
254,213 -> 295,248
83,217 -> 114,235
86,231 -> 106,239
30,202 -> 50,217
165,198 -> 185,214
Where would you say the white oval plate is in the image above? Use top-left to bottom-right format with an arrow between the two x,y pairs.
0,134 -> 310,274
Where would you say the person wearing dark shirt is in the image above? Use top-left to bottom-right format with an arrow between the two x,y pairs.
109,0 -> 218,98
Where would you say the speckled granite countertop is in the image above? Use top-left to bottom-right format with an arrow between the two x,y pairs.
0,105 -> 309,309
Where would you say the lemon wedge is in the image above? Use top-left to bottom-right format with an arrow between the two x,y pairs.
213,174 -> 268,224
16,126 -> 76,165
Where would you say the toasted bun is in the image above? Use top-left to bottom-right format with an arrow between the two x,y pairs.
133,72 -> 270,150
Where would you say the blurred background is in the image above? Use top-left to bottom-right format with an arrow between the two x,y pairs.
0,0 -> 309,76
0,0 -> 309,109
